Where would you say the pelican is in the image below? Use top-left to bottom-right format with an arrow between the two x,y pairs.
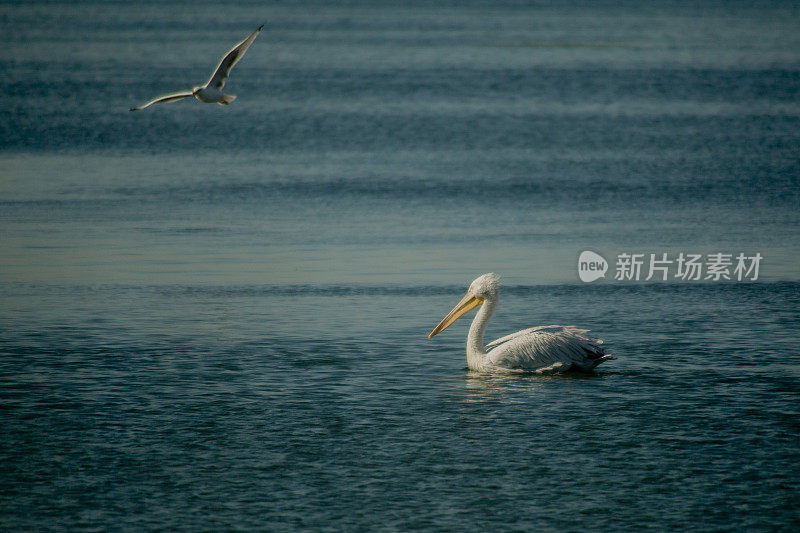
131,25 -> 263,111
428,273 -> 614,373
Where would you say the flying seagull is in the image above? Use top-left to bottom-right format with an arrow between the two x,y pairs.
131,25 -> 263,111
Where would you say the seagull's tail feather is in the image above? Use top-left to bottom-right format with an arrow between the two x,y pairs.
219,94 -> 236,105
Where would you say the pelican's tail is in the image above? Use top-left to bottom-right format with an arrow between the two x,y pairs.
591,354 -> 616,368
219,94 -> 237,105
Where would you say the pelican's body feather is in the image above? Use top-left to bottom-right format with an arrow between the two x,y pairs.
481,325 -> 612,373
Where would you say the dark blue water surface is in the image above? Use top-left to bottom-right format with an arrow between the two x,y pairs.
1,1 -> 799,530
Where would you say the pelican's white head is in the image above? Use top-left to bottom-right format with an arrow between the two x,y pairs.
468,272 -> 500,300
428,273 -> 500,339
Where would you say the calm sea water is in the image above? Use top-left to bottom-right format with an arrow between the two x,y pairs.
1,1 -> 799,530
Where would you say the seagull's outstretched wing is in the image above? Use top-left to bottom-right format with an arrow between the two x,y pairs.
130,91 -> 194,111
206,25 -> 263,90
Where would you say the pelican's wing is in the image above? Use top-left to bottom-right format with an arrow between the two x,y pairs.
487,325 -> 610,371
206,25 -> 263,90
486,325 -> 578,350
130,91 -> 194,111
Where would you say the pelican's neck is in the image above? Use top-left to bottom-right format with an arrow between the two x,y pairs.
466,295 -> 497,370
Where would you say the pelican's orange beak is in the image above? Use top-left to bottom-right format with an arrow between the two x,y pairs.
428,291 -> 483,338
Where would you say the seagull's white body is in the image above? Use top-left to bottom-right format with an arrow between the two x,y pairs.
194,86 -> 227,104
429,273 -> 614,373
131,26 -> 262,111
